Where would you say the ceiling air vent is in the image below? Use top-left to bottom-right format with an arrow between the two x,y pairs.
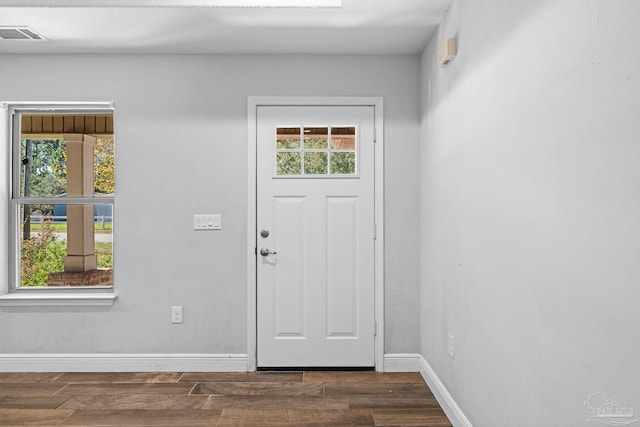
0,26 -> 46,40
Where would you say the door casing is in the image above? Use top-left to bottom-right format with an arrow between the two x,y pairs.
247,96 -> 384,371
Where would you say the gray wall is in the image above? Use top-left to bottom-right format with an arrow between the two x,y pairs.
0,54 -> 420,355
420,0 -> 640,425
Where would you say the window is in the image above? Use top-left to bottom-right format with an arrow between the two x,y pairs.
275,126 -> 357,176
8,105 -> 114,291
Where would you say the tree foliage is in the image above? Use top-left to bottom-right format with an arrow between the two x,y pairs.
277,152 -> 356,175
21,139 -> 66,215
95,137 -> 115,194
330,152 -> 356,175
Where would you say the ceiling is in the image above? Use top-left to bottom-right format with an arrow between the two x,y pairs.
0,0 -> 451,55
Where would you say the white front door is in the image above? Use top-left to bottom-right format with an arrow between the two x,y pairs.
256,105 -> 375,367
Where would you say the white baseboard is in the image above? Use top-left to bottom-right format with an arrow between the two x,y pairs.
418,355 -> 473,427
383,353 -> 421,372
0,353 -> 249,372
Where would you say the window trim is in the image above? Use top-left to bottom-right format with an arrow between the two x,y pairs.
0,292 -> 117,307
2,102 -> 116,306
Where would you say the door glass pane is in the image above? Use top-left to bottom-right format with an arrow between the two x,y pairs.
274,125 -> 357,177
276,152 -> 301,175
331,127 -> 356,150
304,127 -> 328,149
276,127 -> 300,149
304,152 -> 328,175
330,152 -> 356,175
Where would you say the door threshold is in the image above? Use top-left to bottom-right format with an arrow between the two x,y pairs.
257,366 -> 375,372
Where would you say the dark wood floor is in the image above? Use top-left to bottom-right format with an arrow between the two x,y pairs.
0,371 -> 452,426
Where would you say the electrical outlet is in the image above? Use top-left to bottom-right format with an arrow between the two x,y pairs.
171,306 -> 183,324
448,332 -> 455,359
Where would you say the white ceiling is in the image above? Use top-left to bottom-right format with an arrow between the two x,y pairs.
0,0 -> 451,55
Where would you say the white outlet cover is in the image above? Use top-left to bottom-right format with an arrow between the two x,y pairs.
171,306 -> 183,323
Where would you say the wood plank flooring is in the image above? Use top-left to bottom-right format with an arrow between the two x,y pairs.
0,371 -> 452,426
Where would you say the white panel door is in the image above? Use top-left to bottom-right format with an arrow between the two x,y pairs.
256,105 -> 375,367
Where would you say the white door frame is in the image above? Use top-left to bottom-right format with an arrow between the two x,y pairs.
247,96 -> 384,371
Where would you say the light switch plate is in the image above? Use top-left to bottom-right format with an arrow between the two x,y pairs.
194,214 -> 222,230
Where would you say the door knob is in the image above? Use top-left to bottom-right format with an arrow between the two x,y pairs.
260,248 -> 277,256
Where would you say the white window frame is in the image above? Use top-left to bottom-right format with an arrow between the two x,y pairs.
0,102 -> 117,307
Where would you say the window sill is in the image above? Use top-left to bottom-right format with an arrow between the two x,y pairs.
0,292 -> 117,307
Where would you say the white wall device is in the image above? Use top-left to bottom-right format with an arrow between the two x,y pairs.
438,38 -> 458,67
